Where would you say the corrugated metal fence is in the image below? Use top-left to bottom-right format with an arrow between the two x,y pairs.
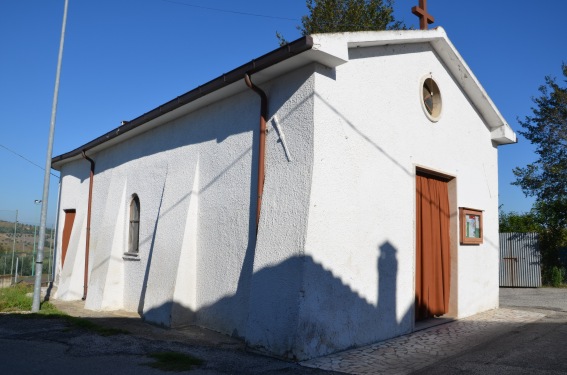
499,232 -> 541,287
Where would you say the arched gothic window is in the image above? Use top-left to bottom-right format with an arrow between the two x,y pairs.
128,195 -> 140,254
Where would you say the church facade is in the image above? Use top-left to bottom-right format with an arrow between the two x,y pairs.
51,28 -> 515,360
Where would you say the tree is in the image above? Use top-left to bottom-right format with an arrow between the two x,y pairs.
513,64 -> 567,207
498,208 -> 540,233
300,0 -> 404,34
513,64 -> 567,281
278,0 -> 405,45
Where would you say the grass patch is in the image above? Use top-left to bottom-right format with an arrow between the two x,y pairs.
60,315 -> 130,336
26,313 -> 129,336
0,284 -> 128,336
0,284 -> 57,313
144,352 -> 203,372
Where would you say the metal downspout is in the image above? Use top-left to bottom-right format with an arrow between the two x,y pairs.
244,73 -> 267,233
244,73 -> 268,235
81,151 -> 95,300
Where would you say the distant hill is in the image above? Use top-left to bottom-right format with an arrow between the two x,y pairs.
0,220 -> 54,255
0,220 -> 38,235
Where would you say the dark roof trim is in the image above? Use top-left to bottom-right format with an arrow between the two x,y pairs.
52,35 -> 314,166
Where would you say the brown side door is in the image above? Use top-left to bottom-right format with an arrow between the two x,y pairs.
61,209 -> 76,267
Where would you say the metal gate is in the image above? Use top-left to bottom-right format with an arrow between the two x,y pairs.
499,232 -> 541,287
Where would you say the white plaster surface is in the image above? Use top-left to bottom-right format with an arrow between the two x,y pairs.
171,160 -> 199,326
295,42 -> 501,359
53,30 -> 511,361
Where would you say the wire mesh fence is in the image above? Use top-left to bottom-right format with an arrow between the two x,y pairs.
0,210 -> 55,286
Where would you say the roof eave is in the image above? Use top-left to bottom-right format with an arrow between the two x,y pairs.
53,35 -> 351,170
53,29 -> 516,170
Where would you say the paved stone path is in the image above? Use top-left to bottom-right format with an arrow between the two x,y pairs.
300,308 -> 545,374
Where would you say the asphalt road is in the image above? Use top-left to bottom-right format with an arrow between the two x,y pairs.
0,313 -> 338,375
1,288 -> 566,374
414,288 -> 567,374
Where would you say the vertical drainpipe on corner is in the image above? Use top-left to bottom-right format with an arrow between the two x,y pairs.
244,73 -> 267,234
81,151 -> 95,300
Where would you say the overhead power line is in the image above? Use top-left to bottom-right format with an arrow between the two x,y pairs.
0,144 -> 59,179
161,0 -> 299,21
160,1 -> 406,30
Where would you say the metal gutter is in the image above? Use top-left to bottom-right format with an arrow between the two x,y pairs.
52,36 -> 314,167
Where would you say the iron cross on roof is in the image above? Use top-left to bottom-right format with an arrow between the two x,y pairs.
412,0 -> 435,30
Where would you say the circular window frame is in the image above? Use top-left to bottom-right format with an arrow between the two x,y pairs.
419,76 -> 442,122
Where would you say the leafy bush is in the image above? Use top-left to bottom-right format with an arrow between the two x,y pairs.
542,266 -> 565,288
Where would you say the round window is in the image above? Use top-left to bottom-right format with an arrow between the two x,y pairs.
420,77 -> 442,122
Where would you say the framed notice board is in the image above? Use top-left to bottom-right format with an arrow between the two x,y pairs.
459,208 -> 483,245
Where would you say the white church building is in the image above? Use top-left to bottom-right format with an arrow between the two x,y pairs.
51,28 -> 516,360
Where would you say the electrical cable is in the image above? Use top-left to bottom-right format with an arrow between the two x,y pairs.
0,144 -> 59,179
161,0 -> 298,21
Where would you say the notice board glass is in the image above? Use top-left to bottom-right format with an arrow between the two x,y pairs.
459,207 -> 483,245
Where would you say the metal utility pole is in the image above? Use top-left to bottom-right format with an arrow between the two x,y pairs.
15,257 -> 19,284
32,200 -> 42,277
32,226 -> 37,276
47,227 -> 53,282
32,0 -> 69,312
10,210 -> 17,283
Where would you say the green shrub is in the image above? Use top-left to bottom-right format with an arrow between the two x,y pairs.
549,266 -> 563,287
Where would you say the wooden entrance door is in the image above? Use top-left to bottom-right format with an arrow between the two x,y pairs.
415,172 -> 451,321
61,209 -> 76,266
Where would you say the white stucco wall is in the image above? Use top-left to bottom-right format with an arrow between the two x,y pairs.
55,163 -> 90,301
54,33 -> 505,361
54,64 -> 318,340
294,43 -> 500,359
244,66 -> 316,355
57,91 -> 258,329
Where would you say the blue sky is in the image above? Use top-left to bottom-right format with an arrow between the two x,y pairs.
0,0 -> 565,226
